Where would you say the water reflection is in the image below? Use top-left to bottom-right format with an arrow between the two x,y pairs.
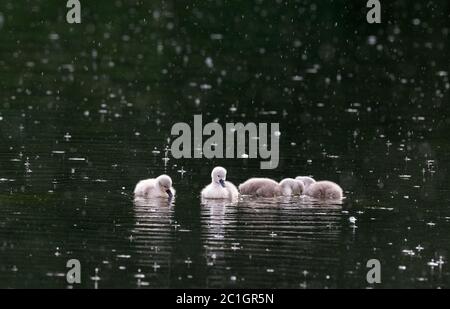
128,195 -> 345,288
200,197 -> 343,288
131,197 -> 175,287
201,199 -> 238,287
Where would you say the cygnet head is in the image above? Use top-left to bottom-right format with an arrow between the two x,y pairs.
157,175 -> 173,199
211,166 -> 227,188
279,178 -> 305,196
295,176 -> 316,189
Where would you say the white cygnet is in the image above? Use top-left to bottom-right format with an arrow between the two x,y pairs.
279,178 -> 305,196
238,177 -> 304,197
134,175 -> 175,200
304,180 -> 343,200
201,167 -> 239,200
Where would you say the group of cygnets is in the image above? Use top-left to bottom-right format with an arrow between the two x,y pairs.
134,166 -> 343,201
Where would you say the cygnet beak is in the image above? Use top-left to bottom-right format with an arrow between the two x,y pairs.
219,179 -> 226,188
166,189 -> 173,200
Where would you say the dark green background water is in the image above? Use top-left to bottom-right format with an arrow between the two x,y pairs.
0,0 -> 449,288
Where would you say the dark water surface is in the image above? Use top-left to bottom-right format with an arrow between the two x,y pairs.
1,0 -> 450,288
